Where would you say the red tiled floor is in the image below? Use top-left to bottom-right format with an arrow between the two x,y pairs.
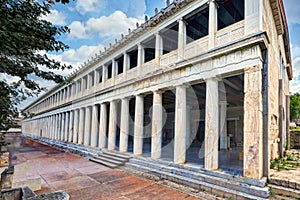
124,183 -> 189,200
103,175 -> 154,195
8,135 -> 205,200
51,176 -> 100,193
67,184 -> 119,200
76,163 -> 108,175
88,169 -> 130,183
41,170 -> 82,184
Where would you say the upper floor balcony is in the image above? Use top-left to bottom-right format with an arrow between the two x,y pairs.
28,0 -> 263,115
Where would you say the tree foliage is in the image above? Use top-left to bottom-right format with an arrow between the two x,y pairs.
0,0 -> 71,130
290,93 -> 300,121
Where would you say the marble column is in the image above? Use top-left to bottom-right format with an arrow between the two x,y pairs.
102,65 -> 107,84
78,108 -> 85,144
205,78 -> 219,170
57,113 -> 62,140
178,18 -> 186,60
108,101 -> 118,151
208,0 -> 217,49
137,43 -> 144,71
151,91 -> 163,159
120,98 -> 130,153
61,113 -> 65,140
91,105 -> 99,147
99,103 -> 108,149
174,85 -> 187,164
94,70 -> 99,86
243,66 -> 263,179
68,110 -> 74,142
112,59 -> 116,83
53,115 -> 57,139
52,115 -> 56,139
84,106 -> 92,146
64,112 -> 70,141
73,109 -> 79,144
123,53 -> 129,78
186,106 -> 191,149
245,0 -> 263,34
134,95 -> 144,155
155,32 -> 163,60
219,101 -> 227,150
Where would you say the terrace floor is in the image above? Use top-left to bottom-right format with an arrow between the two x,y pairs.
3,133 -> 211,200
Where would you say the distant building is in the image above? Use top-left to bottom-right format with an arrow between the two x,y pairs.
22,0 -> 292,198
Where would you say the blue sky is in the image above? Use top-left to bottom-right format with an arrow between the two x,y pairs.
21,0 -> 300,108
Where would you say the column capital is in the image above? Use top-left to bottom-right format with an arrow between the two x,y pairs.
205,76 -> 221,82
177,17 -> 186,24
138,43 -> 144,48
135,93 -> 145,98
121,97 -> 130,101
174,83 -> 190,89
152,89 -> 164,94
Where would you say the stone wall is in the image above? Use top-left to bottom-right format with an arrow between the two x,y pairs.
263,0 -> 288,161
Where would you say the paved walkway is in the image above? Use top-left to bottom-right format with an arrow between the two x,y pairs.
6,134 -> 204,200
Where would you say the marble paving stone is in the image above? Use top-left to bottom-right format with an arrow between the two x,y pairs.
67,185 -> 119,200
88,169 -> 130,184
51,176 -> 100,193
10,137 -> 205,200
125,183 -> 190,200
103,176 -> 154,196
75,163 -> 109,175
41,170 -> 82,184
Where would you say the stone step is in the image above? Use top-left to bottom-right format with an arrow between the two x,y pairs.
102,151 -> 131,160
89,158 -> 118,168
130,157 -> 267,188
269,184 -> 300,199
126,162 -> 268,200
100,153 -> 128,162
93,156 -> 124,166
127,158 -> 269,199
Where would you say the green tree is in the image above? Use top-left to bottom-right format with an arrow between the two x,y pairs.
0,0 -> 72,130
290,93 -> 300,121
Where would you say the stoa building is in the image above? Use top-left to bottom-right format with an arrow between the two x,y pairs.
22,0 -> 292,198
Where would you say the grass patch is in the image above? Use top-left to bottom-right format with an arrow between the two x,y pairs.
270,152 -> 300,171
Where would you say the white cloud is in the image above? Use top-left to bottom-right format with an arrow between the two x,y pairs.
87,11 -> 141,37
69,21 -> 88,39
62,44 -> 105,65
68,11 -> 142,39
42,9 -> 66,26
75,0 -> 106,15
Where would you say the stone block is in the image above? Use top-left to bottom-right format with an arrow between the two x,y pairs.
296,182 -> 300,190
27,191 -> 69,200
1,166 -> 14,190
0,152 -> 9,167
13,177 -> 41,191
289,181 -> 296,189
1,188 -> 22,200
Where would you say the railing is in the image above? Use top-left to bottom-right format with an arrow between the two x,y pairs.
215,21 -> 245,47
126,67 -> 138,80
114,74 -> 123,85
160,50 -> 178,68
103,79 -> 113,88
32,21 -> 247,114
141,59 -> 158,75
184,36 -> 209,59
